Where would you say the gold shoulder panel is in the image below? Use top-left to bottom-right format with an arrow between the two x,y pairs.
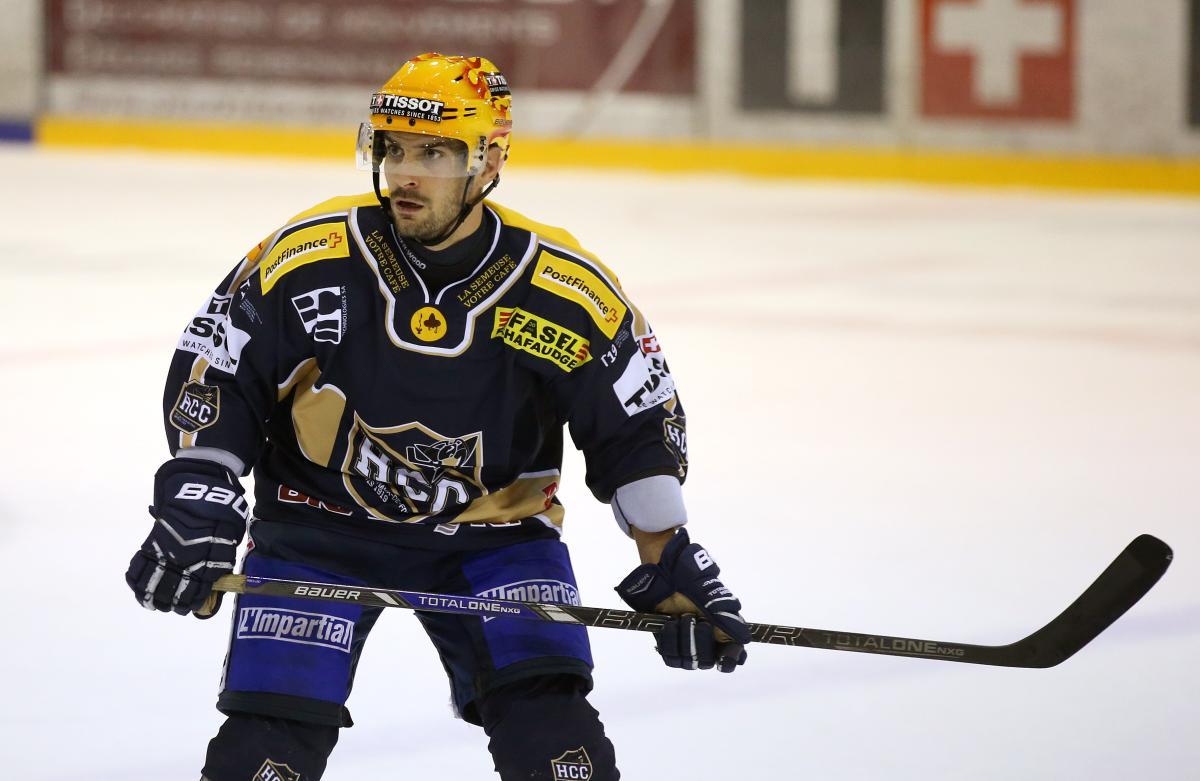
486,200 -> 623,287
229,194 -> 377,291
286,192 -> 380,224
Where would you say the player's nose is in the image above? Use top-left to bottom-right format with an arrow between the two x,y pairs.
393,174 -> 420,190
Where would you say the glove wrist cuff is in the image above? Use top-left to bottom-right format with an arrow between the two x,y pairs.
615,564 -> 675,613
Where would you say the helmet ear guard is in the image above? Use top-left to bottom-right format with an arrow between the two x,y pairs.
468,136 -> 490,177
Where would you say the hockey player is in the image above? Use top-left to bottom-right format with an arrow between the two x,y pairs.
125,53 -> 750,781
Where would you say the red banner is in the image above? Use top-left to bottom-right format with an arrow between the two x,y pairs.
45,0 -> 696,94
921,0 -> 1075,120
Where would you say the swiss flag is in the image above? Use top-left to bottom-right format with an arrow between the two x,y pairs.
921,0 -> 1075,120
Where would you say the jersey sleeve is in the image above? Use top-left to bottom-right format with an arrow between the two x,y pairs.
550,278 -> 688,503
161,240 -> 311,473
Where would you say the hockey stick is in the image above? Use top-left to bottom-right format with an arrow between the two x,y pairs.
201,534 -> 1171,668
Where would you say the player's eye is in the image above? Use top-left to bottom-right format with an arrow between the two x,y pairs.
422,147 -> 443,159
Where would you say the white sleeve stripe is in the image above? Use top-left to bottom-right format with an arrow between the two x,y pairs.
174,447 -> 246,476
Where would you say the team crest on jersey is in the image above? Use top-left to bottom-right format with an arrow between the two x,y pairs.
253,758 -> 301,781
292,286 -> 346,344
410,306 -> 447,342
169,380 -> 220,433
663,412 -> 687,474
343,418 -> 485,522
550,747 -> 593,779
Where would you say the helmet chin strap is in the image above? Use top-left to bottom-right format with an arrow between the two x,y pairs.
374,169 -> 501,249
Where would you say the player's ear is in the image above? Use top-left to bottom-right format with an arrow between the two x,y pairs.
482,142 -> 504,184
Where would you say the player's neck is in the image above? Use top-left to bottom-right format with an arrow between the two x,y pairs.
400,208 -> 494,283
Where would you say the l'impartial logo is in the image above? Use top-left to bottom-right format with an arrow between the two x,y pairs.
550,746 -> 593,779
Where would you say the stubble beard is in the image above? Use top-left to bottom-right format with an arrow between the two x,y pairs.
391,207 -> 448,244
389,185 -> 467,245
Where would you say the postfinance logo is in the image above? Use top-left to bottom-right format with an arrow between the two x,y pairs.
530,252 -> 626,338
493,307 -> 592,372
260,222 -> 350,294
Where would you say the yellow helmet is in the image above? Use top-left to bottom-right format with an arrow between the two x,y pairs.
357,52 -> 513,178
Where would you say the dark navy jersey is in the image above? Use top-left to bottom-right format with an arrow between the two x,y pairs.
163,193 -> 687,545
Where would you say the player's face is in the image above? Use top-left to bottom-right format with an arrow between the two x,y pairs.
381,132 -> 476,244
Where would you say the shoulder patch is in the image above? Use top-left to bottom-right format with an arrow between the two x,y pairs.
530,250 -> 627,339
170,380 -> 220,433
493,307 -> 592,372
260,222 -> 350,294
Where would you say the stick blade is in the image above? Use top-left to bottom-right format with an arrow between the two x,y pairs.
1009,534 -> 1172,668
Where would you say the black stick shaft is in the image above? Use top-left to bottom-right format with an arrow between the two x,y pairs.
206,534 -> 1171,669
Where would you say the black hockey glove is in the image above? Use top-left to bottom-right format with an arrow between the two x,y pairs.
125,458 -> 248,616
616,528 -> 750,673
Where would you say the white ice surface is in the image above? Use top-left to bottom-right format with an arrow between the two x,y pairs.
0,145 -> 1197,780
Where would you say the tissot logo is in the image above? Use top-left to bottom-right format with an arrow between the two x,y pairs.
371,93 -> 445,122
485,72 -> 511,97
178,293 -> 251,374
611,333 -> 676,417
